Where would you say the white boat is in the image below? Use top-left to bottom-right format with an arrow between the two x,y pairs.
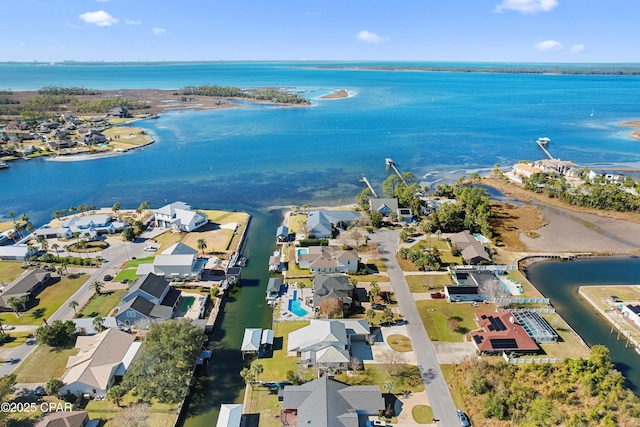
536,137 -> 551,147
0,161 -> 8,169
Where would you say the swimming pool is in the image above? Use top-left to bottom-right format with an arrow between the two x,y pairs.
288,290 -> 309,317
180,296 -> 195,312
296,247 -> 309,262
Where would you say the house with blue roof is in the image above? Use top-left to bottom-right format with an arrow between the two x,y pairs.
307,210 -> 360,239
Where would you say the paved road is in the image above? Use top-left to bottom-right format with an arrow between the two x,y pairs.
371,228 -> 459,426
0,233 -> 157,377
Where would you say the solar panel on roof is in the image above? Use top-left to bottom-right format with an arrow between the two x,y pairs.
489,338 -> 518,349
494,317 -> 506,331
488,324 -> 495,331
629,305 -> 640,315
473,335 -> 484,344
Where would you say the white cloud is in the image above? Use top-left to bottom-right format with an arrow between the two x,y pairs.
534,40 -> 563,51
356,30 -> 387,43
125,19 -> 142,25
79,10 -> 118,26
152,27 -> 166,36
494,0 -> 558,14
570,44 -> 586,54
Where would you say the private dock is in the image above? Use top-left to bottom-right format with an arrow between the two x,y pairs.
359,174 -> 379,198
535,138 -> 555,160
385,158 -> 407,186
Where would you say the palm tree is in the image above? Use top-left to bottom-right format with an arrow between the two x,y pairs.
51,210 -> 61,221
17,296 -> 28,312
51,243 -> 59,255
7,297 -> 20,316
7,211 -> 16,224
197,238 -> 207,256
68,300 -> 79,314
91,280 -> 104,295
112,202 -> 121,220
366,308 -> 376,324
20,213 -> 29,225
93,316 -> 106,333
69,206 -> 77,217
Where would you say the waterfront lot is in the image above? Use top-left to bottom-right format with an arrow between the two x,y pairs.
580,285 -> 640,311
256,321 -> 308,382
0,274 -> 87,326
405,273 -> 453,292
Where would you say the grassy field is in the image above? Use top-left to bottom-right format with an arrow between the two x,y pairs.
415,300 -> 480,342
114,269 -> 139,282
14,345 -> 78,382
102,126 -> 153,148
0,332 -> 34,349
539,313 -> 590,359
84,394 -> 179,427
580,285 -> 640,311
253,321 -> 309,382
0,274 -> 87,326
78,289 -> 125,317
412,405 -> 434,423
405,273 -> 453,293
333,364 -> 425,393
288,214 -> 307,234
243,386 -> 282,427
0,261 -> 24,283
439,364 -> 467,410
506,269 -> 543,298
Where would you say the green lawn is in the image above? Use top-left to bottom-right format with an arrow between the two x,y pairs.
347,274 -> 388,283
0,261 -> 25,283
113,269 -> 139,282
439,364 -> 466,410
387,334 -> 412,352
85,394 -> 179,427
288,214 -> 307,234
254,321 -> 309,382
415,300 -> 480,342
334,364 -> 424,394
13,344 -> 78,383
0,274 -> 87,326
405,273 -> 453,292
412,405 -> 434,423
123,256 -> 155,268
243,386 -> 282,427
78,289 -> 125,317
0,332 -> 34,349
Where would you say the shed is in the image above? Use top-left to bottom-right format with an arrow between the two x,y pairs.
216,403 -> 243,427
241,328 -> 262,358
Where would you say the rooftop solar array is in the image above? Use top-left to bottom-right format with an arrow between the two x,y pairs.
489,338 -> 518,349
628,305 -> 640,315
481,314 -> 507,332
513,311 -> 558,343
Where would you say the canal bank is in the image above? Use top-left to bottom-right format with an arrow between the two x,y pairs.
526,256 -> 640,395
178,208 -> 282,427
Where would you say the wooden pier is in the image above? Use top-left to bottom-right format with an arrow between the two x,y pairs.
385,158 -> 407,186
535,140 -> 555,160
359,175 -> 379,198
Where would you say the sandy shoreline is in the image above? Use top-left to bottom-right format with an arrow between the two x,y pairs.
319,89 -> 350,100
482,177 -> 640,254
618,121 -> 640,140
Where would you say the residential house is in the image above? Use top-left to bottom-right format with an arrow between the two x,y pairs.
266,278 -> 282,301
216,404 -> 243,427
47,139 -> 76,150
154,201 -> 208,232
0,268 -> 50,310
81,130 -> 107,146
444,285 -> 487,302
275,225 -> 289,242
470,312 -> 540,354
34,227 -> 73,239
589,169 -> 626,184
115,273 -> 181,328
450,230 -> 491,265
297,246 -> 359,274
306,210 -> 360,239
280,376 -> 383,427
622,304 -> 640,329
241,328 -> 273,358
60,328 -> 142,397
313,275 -> 355,313
60,213 -> 126,236
268,254 -> 282,273
107,107 -> 130,118
369,198 -> 398,217
34,411 -> 90,427
0,244 -> 36,261
287,319 -> 370,369
39,122 -> 59,132
136,242 -> 206,280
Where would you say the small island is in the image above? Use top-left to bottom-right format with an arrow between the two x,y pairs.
619,120 -> 640,140
319,89 -> 349,100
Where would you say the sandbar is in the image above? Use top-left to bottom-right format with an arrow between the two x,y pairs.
319,90 -> 349,100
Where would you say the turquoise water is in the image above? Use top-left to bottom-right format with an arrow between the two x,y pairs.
288,290 -> 309,317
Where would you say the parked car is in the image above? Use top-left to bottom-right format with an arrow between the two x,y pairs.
431,292 -> 445,299
371,303 -> 386,310
457,410 -> 471,426
34,386 -> 46,397
144,246 -> 158,252
1,325 -> 15,331
367,420 -> 390,427
103,274 -> 113,281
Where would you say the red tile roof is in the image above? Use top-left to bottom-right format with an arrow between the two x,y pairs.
471,312 -> 539,353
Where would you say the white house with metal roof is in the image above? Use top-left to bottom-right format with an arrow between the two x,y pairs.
136,243 -> 206,280
216,404 -> 243,427
153,201 -> 208,232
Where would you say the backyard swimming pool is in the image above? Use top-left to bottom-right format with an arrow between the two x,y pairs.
180,296 -> 195,312
288,290 -> 309,317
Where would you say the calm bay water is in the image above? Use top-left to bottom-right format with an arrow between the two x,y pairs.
527,257 -> 640,393
2,62 -> 640,421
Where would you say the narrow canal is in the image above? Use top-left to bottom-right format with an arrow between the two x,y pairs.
178,208 -> 281,426
526,256 -> 640,394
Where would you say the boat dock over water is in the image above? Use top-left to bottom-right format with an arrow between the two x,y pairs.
386,158 -> 407,185
359,174 -> 379,198
535,137 -> 555,160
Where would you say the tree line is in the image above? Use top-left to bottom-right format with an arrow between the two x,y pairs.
178,84 -> 310,104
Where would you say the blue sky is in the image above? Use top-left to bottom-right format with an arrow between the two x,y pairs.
3,0 -> 639,62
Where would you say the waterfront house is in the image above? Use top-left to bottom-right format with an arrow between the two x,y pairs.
241,328 -> 263,358
136,242 -> 206,280
297,246 -> 359,274
369,198 -> 398,217
444,285 -> 487,302
275,225 -> 289,242
46,139 -> 76,150
34,411 -> 90,427
34,226 -> 73,239
622,304 -> 640,329
81,130 -> 107,146
588,169 -> 626,184
60,213 -> 126,236
0,268 -> 50,310
280,376 -> 383,427
306,210 -> 360,239
313,275 -> 355,314
107,107 -> 130,118
450,230 -> 491,265
115,273 -> 181,328
0,244 -> 36,261
470,312 -> 540,354
216,404 -> 243,427
266,278 -> 282,301
287,319 -> 369,370
60,328 -> 142,397
153,201 -> 208,232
